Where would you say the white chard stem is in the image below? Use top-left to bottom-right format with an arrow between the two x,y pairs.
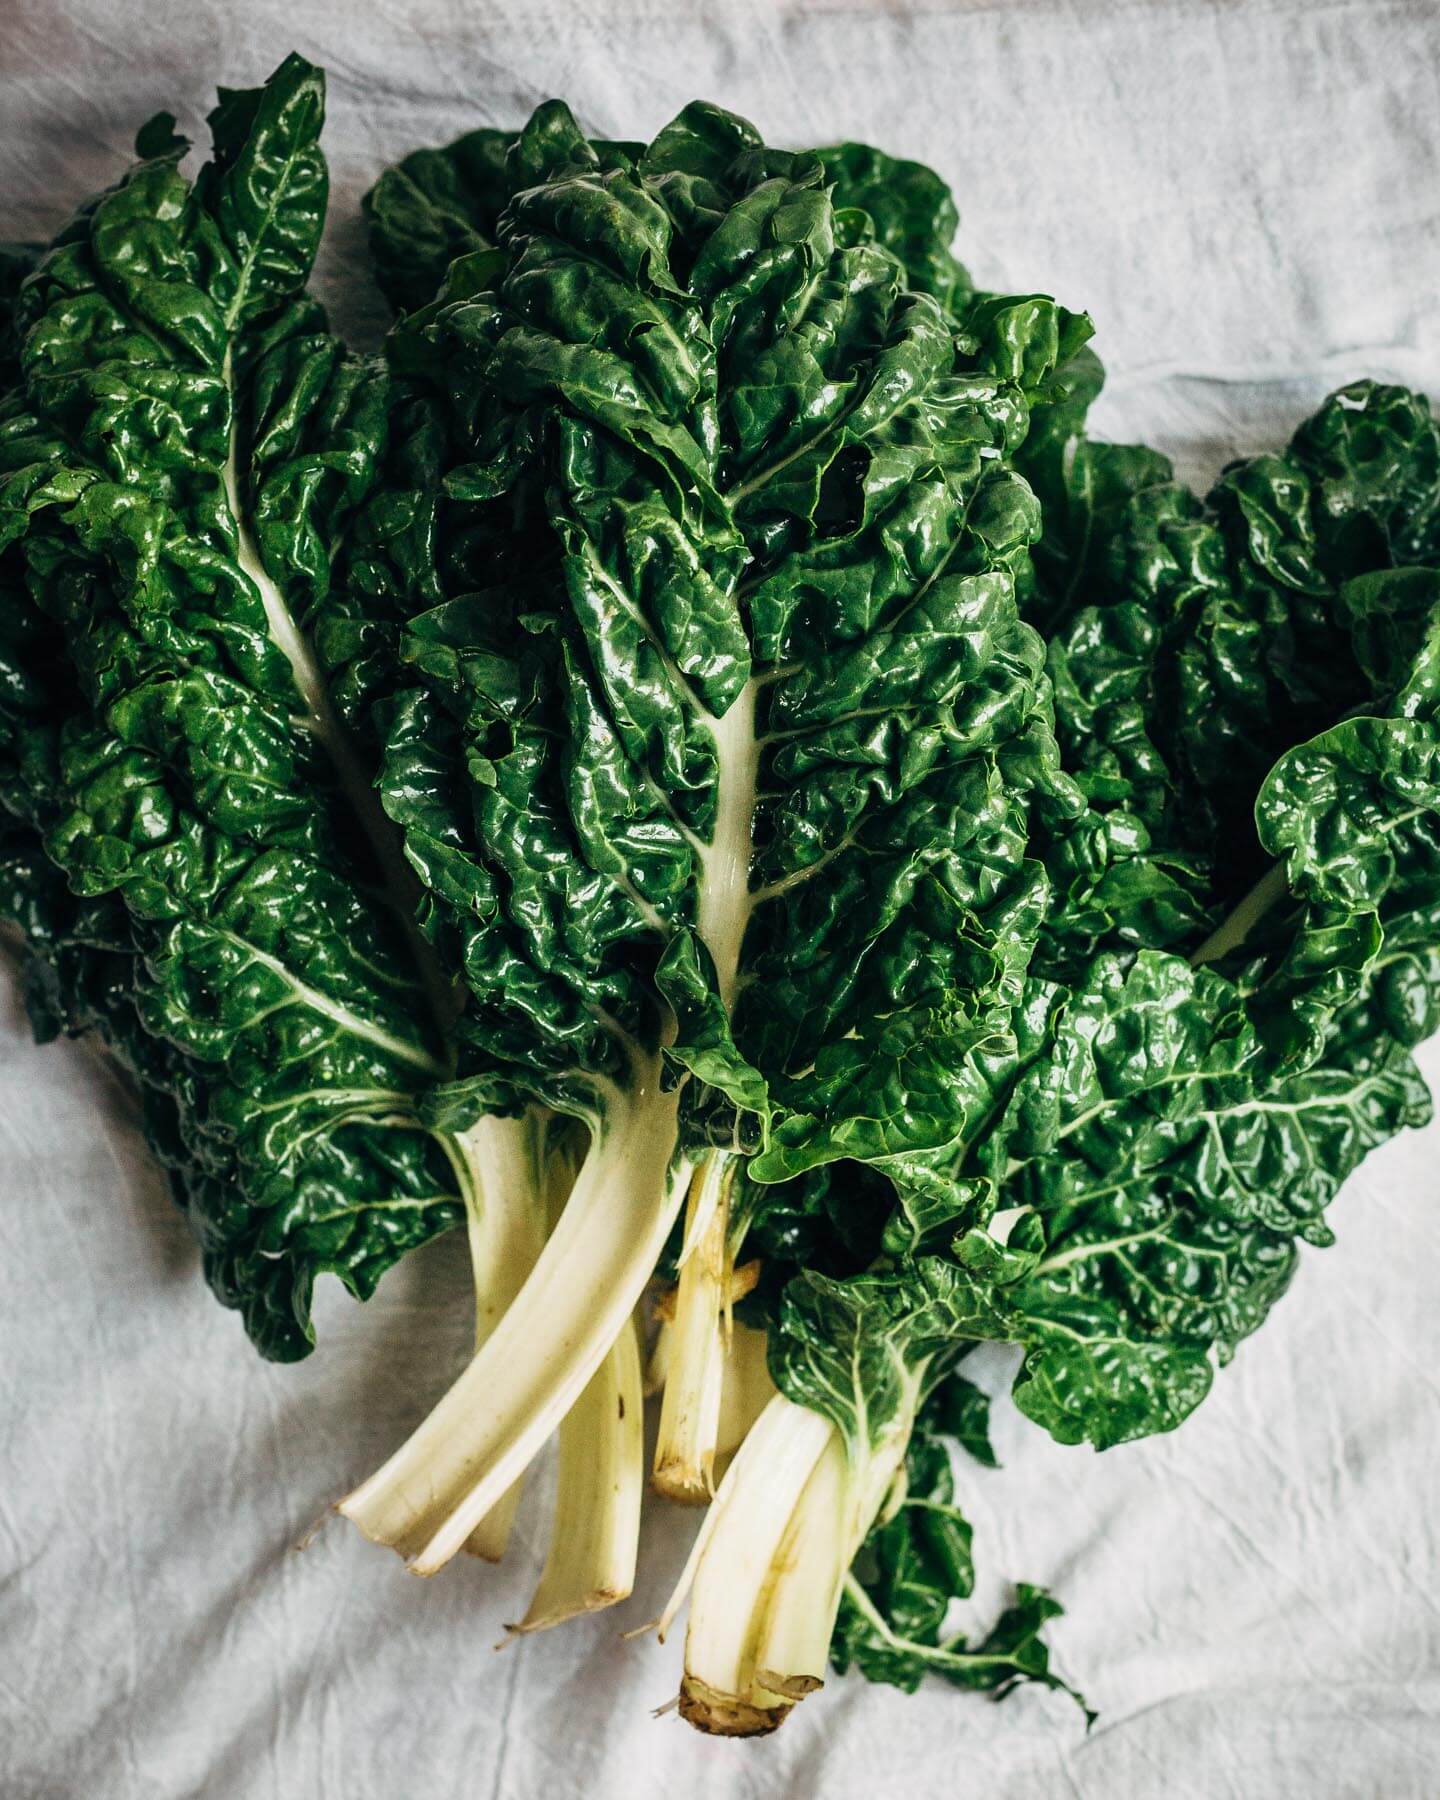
339,1056 -> 683,1574
660,1394 -> 834,1735
511,1316 -> 644,1633
455,1113 -> 556,1561
1190,861 -> 1291,966
714,1322 -> 776,1477
343,1113 -> 548,1564
463,1481 -> 525,1567
643,1318 -> 673,1399
671,1375 -> 923,1736
752,1430 -> 851,1700
652,1153 -> 736,1503
343,598 -> 763,1593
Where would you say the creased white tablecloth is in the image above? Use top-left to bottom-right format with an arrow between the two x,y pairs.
3,3 -> 1439,1795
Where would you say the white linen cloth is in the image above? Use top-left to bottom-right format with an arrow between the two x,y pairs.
2,3 -> 1438,1794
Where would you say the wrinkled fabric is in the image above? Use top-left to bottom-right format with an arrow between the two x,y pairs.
2,1 -> 1439,1795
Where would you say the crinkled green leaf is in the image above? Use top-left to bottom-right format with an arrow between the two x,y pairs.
769,1258 -> 1015,1457
0,60 -> 462,1358
368,99 -> 1082,1191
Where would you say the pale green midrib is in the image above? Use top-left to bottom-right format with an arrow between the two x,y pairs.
219,371 -> 452,994
213,145 -> 459,1066
785,264 -> 826,330
1190,791 -> 1433,973
1205,1070 -> 1392,1117
1032,1219 -> 1178,1278
212,926 -> 445,1076
1368,942 -> 1439,973
999,1060 -> 1394,1202
726,327 -> 979,510
761,684 -> 966,747
575,519 -> 763,1011
726,388 -> 867,506
571,545 -> 717,946
580,541 -> 709,720
525,228 -> 945,1041
749,825 -> 861,908
482,227 -> 933,1069
1030,1223 -> 1274,1316
1051,1239 -> 1220,1314
296,1192 -> 458,1228
23,118 -> 453,1102
1063,1061 -> 1378,1146
218,98 -> 317,338
1023,1315 -> 1164,1350
839,1574 -> 1047,1674
1189,862 -> 1291,967
1001,1067 -> 1390,1288
265,1106 -> 434,1163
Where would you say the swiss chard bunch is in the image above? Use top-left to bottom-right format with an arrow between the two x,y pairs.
339,100 -> 1099,1691
2,56 -> 1438,1742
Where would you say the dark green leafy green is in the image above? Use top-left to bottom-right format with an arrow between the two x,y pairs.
5,63 -> 1439,1735
813,142 -> 972,317
932,1368 -> 1000,1469
0,57 -> 470,1359
364,98 -> 1091,1195
982,377 -> 1440,1451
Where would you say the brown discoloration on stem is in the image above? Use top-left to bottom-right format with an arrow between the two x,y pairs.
677,1678 -> 791,1737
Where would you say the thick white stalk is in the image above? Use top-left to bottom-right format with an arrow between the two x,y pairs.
339,1054 -> 682,1574
652,1154 -> 736,1502
648,677 -> 762,1486
462,1481 -> 524,1567
641,1151 -> 700,1399
713,1321 -> 776,1476
657,1395 -> 829,1642
750,1429 -> 851,1704
643,1319 -> 673,1399
510,1316 -> 644,1633
453,1114 -> 553,1562
750,1410 -> 911,1704
348,1114 -> 547,1564
672,1376 -> 921,1735
658,1393 -> 833,1735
